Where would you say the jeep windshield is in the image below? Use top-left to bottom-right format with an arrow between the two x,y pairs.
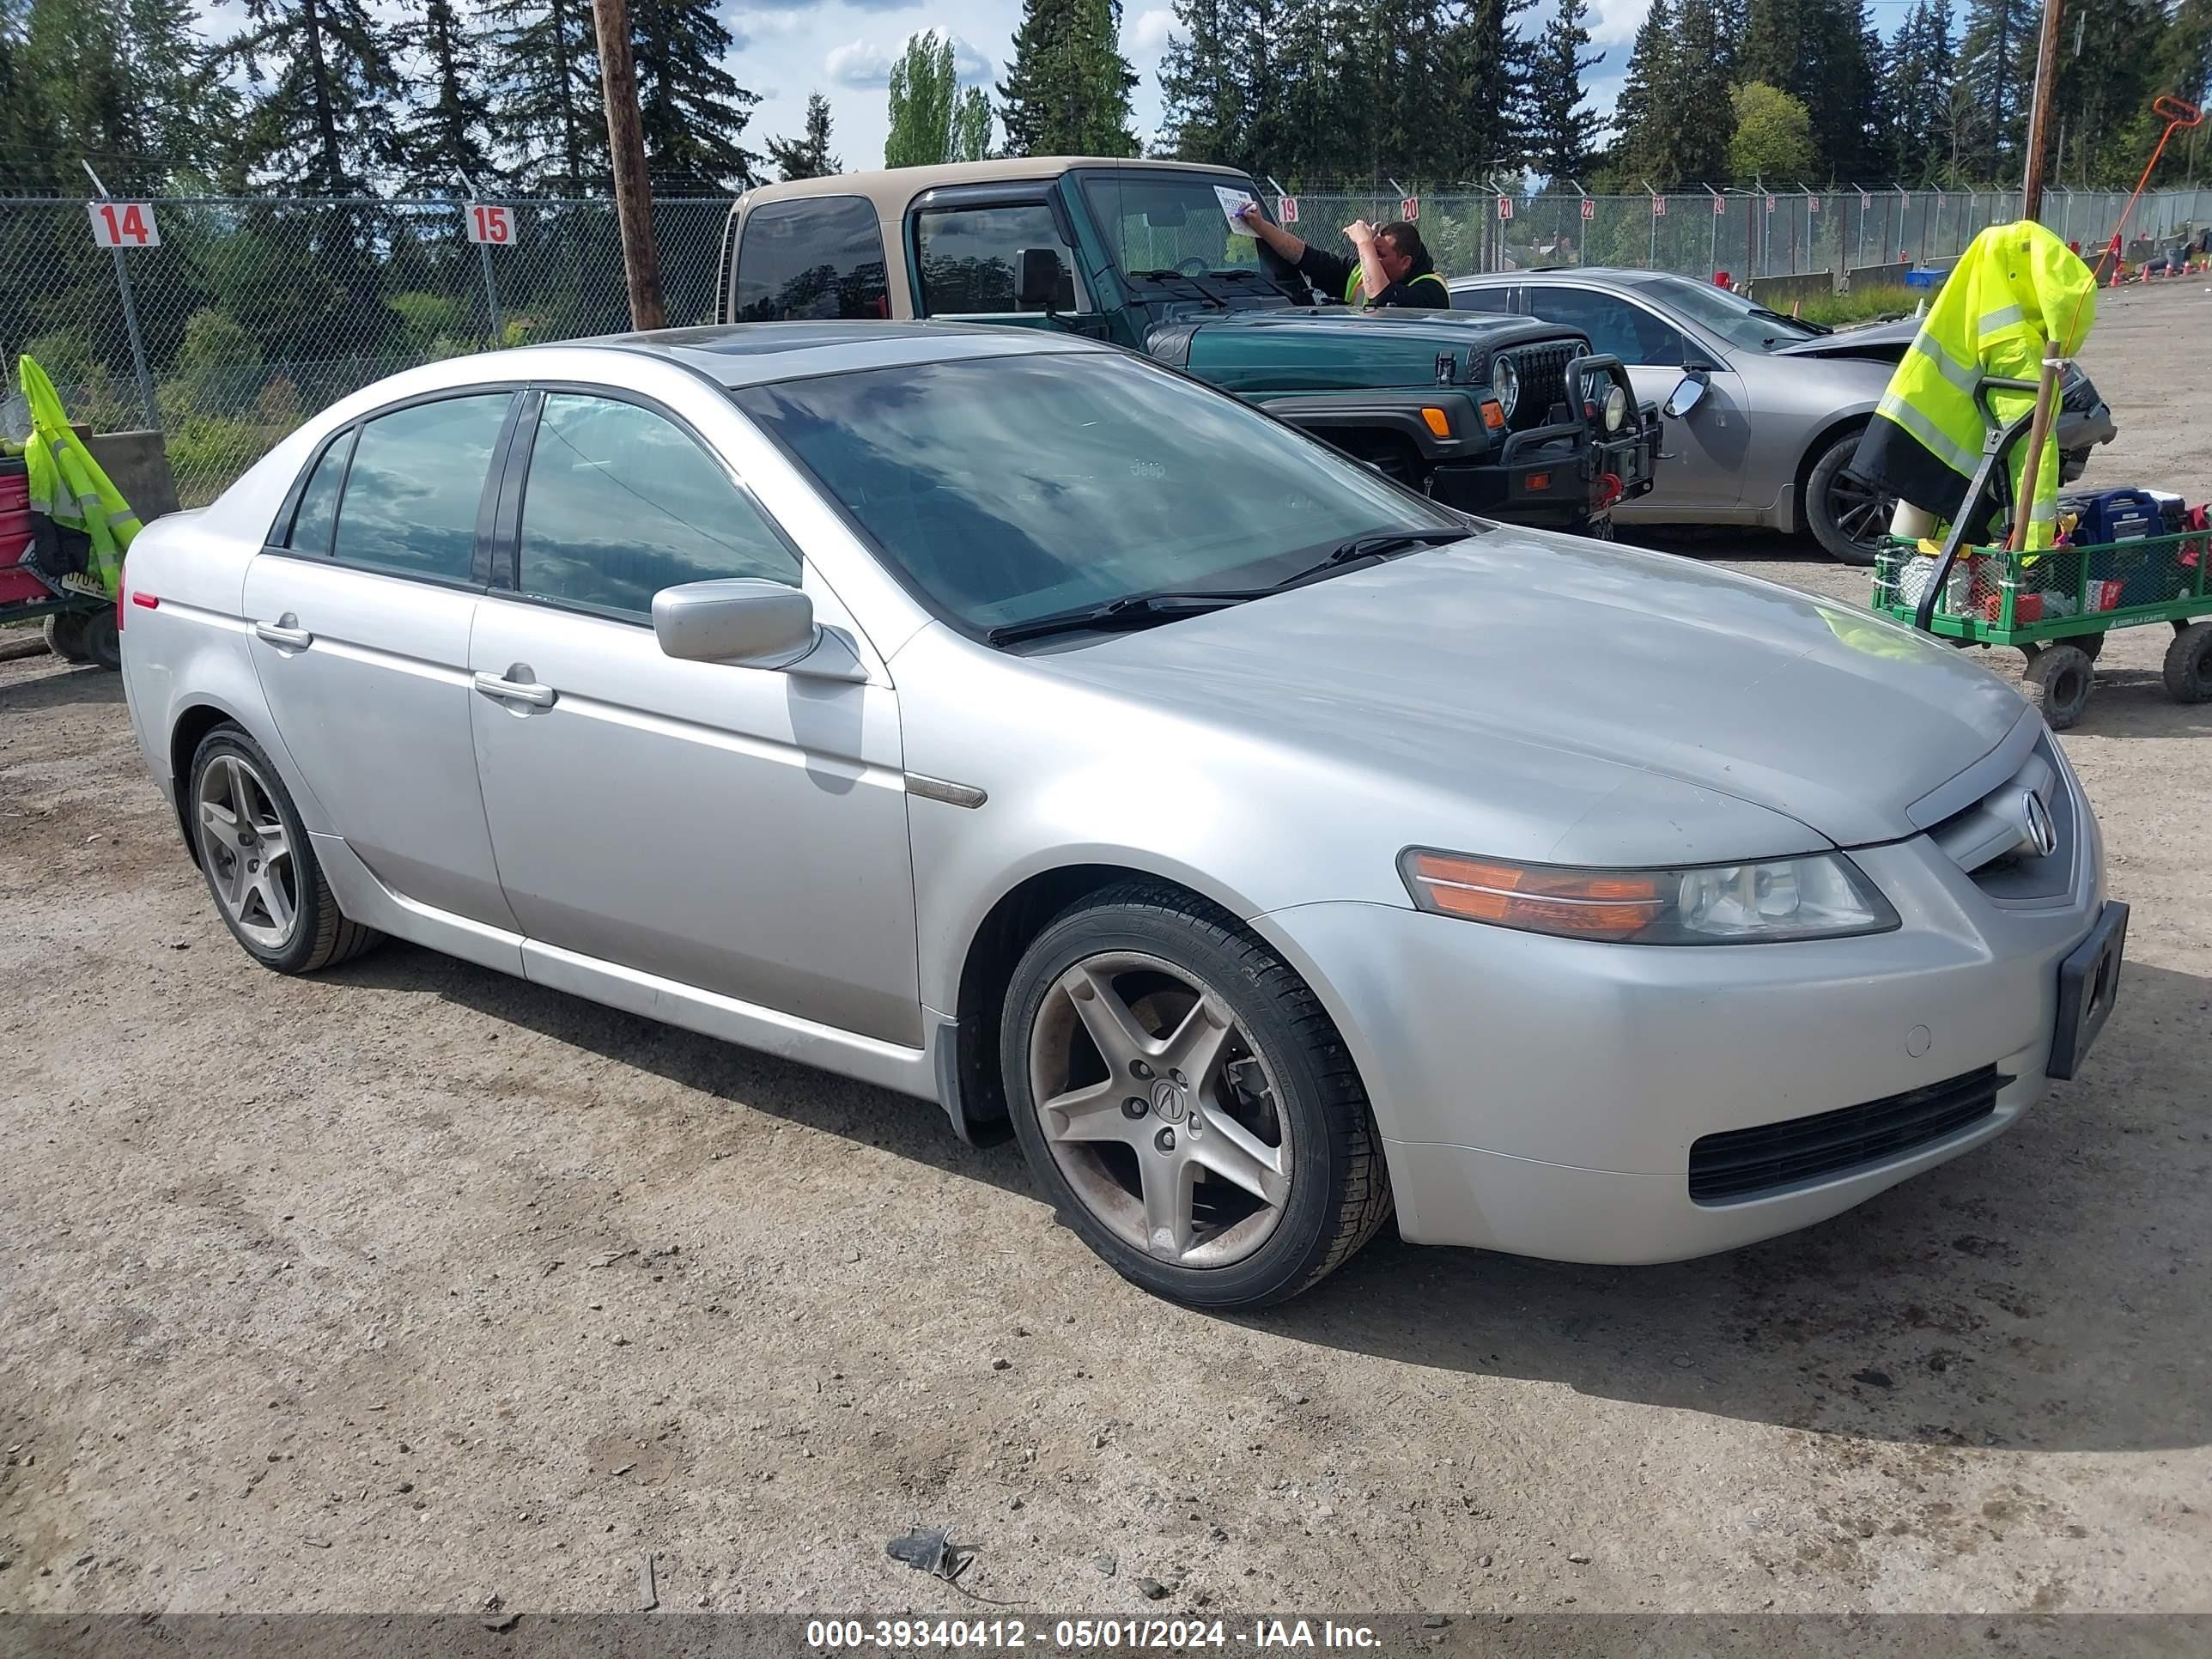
1078,170 -> 1304,293
734,349 -> 1468,642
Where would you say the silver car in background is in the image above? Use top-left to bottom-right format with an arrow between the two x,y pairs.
1449,269 -> 2117,562
118,323 -> 2122,1310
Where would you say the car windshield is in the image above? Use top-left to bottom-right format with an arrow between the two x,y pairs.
734,351 -> 1465,637
1631,273 -> 1824,351
1078,171 -> 1282,281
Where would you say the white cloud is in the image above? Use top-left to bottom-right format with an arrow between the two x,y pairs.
1125,8 -> 1183,57
824,28 -> 993,89
1586,0 -> 1652,47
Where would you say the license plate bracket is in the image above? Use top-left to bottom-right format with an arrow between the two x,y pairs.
2049,901 -> 2127,1080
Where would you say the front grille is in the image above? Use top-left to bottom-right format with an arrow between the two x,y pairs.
1688,1066 -> 2008,1204
1509,343 -> 1575,429
1927,730 -> 2076,903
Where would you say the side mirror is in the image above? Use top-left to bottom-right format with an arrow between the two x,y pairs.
1014,246 -> 1063,313
1663,369 -> 1710,419
653,579 -> 816,666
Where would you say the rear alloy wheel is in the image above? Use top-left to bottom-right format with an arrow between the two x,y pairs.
1003,884 -> 1390,1308
2023,642 -> 2096,730
189,726 -> 381,973
2164,620 -> 2212,703
1806,430 -> 1892,566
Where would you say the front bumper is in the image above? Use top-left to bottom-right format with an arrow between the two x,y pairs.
1429,398 -> 1661,526
1257,829 -> 2106,1265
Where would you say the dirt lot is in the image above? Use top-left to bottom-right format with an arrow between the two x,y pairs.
3,284 -> 2209,1618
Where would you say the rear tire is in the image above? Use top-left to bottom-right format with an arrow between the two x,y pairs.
187,725 -> 383,974
2163,620 -> 2212,703
2023,643 -> 2095,730
1805,429 -> 1890,566
43,611 -> 92,662
2075,631 -> 2106,663
78,608 -> 120,671
1001,880 -> 1390,1309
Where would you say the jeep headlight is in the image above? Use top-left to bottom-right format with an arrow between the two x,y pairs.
1490,356 -> 1520,421
1400,849 -> 1899,944
1602,382 -> 1629,433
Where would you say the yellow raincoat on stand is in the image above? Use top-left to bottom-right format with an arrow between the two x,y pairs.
18,354 -> 140,597
1851,221 -> 2097,553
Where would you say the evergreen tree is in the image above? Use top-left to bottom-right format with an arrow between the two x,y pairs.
629,0 -> 759,188
1669,0 -> 1734,181
222,0 -> 405,191
1158,0 -> 1246,167
15,0 -> 229,192
1612,0 -> 1677,179
1527,0 -> 1602,181
765,91 -> 841,181
1879,0 -> 1954,181
1000,0 -> 1139,157
1437,0 -> 1520,179
398,0 -> 498,187
885,31 -> 958,167
485,0 -> 601,190
1956,0 -> 2033,176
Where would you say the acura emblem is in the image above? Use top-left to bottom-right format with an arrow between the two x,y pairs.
2020,791 -> 2058,859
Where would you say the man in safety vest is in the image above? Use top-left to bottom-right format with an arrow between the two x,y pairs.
1853,220 -> 2095,554
1234,204 -> 1450,309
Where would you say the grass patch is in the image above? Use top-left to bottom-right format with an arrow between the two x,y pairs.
1796,284 -> 1923,328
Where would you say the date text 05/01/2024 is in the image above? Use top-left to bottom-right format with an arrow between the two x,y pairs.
804,1620 -> 1382,1650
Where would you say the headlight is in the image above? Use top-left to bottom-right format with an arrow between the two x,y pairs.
1399,848 -> 1899,945
1490,356 -> 1520,421
1602,383 -> 1629,433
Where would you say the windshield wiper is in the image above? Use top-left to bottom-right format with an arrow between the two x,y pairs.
985,589 -> 1260,646
1275,528 -> 1472,588
1128,268 -> 1230,307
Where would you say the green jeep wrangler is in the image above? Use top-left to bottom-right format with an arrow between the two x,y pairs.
715,159 -> 1661,535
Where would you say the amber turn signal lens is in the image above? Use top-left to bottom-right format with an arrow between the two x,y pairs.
1402,851 -> 1666,941
1421,405 -> 1452,438
1479,399 -> 1506,430
1524,471 -> 1552,492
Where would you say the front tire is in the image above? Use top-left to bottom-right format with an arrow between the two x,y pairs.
1805,429 -> 1891,566
43,611 -> 92,662
187,726 -> 382,973
1001,882 -> 1391,1309
2164,620 -> 2212,703
78,608 -> 120,671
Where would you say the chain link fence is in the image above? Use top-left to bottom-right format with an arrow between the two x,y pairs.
4,184 -> 2208,509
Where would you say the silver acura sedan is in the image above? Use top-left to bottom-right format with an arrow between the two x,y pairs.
118,323 -> 2124,1309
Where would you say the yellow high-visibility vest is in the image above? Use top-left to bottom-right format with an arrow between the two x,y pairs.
1346,268 -> 1450,307
1860,221 -> 2095,553
19,354 -> 140,596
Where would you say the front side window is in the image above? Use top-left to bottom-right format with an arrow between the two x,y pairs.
732,198 -> 890,323
915,203 -> 1082,314
331,394 -> 511,583
738,351 -> 1462,636
1523,289 -> 1685,367
517,394 -> 799,619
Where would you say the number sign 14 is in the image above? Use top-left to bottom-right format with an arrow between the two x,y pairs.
88,201 -> 160,248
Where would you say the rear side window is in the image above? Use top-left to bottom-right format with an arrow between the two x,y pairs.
1452,286 -> 1512,313
732,198 -> 890,323
516,394 -> 799,619
915,203 -> 1080,314
331,394 -> 511,583
285,428 -> 354,554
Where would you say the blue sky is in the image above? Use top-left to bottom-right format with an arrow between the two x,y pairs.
182,0 -> 1807,182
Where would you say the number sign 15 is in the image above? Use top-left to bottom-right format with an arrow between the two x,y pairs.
467,204 -> 515,246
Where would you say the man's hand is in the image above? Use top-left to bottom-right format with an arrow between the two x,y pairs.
1344,218 -> 1377,249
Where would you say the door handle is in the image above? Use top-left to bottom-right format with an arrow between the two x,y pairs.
253,620 -> 313,648
473,671 -> 556,708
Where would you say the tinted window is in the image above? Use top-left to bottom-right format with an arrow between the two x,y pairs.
1451,286 -> 1512,313
517,394 -> 799,619
916,204 -> 1080,314
739,353 -> 1462,637
331,394 -> 509,582
285,428 -> 353,554
732,198 -> 889,323
1524,289 -> 1685,366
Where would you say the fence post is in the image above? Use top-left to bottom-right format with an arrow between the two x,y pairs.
81,167 -> 160,431
478,240 -> 504,347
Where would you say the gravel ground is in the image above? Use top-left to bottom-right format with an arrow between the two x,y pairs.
3,284 -> 2209,1618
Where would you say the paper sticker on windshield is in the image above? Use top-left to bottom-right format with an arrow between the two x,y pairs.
1216,185 -> 1258,234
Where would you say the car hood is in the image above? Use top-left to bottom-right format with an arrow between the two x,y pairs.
1153,306 -> 1573,394
1771,316 -> 1917,359
1036,530 -> 2030,857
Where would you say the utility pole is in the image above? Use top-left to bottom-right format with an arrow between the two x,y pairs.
2020,0 -> 2065,222
593,0 -> 665,331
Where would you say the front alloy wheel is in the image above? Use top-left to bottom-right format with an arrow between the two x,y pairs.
1002,883 -> 1392,1308
1028,951 -> 1293,1268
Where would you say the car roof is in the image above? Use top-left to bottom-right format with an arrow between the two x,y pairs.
737,156 -> 1252,220
1450,268 -> 1659,288
558,320 -> 1111,388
